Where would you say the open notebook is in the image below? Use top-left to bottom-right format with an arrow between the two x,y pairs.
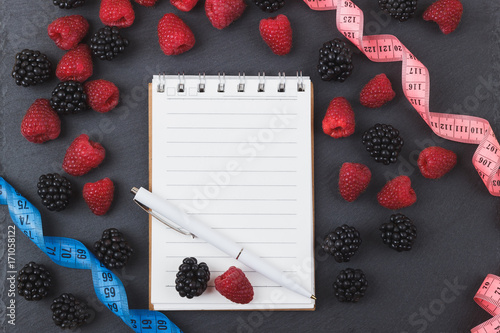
149,73 -> 315,310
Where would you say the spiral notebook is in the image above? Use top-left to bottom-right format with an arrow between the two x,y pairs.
148,73 -> 315,310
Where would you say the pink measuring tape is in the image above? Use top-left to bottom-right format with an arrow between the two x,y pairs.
472,275 -> 500,332
303,0 -> 500,197
303,1 -> 500,331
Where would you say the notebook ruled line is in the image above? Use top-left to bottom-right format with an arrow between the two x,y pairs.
164,270 -> 299,273
168,113 -> 298,115
161,255 -> 296,259
165,184 -> 298,187
164,285 -> 281,288
187,213 -> 297,216
166,127 -> 298,130
164,241 -> 297,245
150,74 -> 314,310
166,97 -> 298,101
164,170 -> 298,173
165,199 -> 298,201
164,156 -> 298,158
211,227 -> 297,230
166,141 -> 298,144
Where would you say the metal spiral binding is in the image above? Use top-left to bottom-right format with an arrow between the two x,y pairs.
238,72 -> 245,92
198,73 -> 206,93
217,72 -> 225,92
156,71 -> 304,93
258,72 -> 265,92
297,71 -> 305,92
177,72 -> 185,93
278,72 -> 286,92
157,72 -> 165,93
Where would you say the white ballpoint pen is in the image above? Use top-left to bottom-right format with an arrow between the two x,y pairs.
131,186 -> 316,300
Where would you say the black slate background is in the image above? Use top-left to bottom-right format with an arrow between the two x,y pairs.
1,0 -> 500,332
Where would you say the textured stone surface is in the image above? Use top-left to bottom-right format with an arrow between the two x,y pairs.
1,0 -> 500,332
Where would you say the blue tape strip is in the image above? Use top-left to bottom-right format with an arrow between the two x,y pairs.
0,177 -> 182,333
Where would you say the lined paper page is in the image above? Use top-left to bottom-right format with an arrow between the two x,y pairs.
150,75 -> 314,310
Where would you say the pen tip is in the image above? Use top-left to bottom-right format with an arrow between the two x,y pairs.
310,295 -> 317,300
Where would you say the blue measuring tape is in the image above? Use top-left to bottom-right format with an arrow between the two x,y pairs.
0,177 -> 182,333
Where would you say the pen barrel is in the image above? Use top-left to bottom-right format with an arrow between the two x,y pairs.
134,187 -> 242,258
135,187 -> 313,299
237,250 -> 312,299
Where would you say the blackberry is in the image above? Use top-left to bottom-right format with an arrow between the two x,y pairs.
253,0 -> 285,12
333,268 -> 367,302
17,262 -> 52,301
380,213 -> 417,252
362,123 -> 404,165
37,173 -> 73,212
50,81 -> 88,114
175,257 -> 210,299
11,49 -> 52,87
53,0 -> 86,9
378,0 -> 417,22
94,228 -> 134,269
322,225 -> 361,263
90,26 -> 129,61
317,38 -> 354,82
51,293 -> 91,329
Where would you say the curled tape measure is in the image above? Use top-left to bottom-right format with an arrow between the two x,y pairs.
303,0 -> 500,197
303,1 -> 500,330
472,275 -> 500,333
0,177 -> 182,333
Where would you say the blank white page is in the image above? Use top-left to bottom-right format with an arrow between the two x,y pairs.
150,74 -> 314,310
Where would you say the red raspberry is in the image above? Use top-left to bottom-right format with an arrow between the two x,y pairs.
338,163 -> 371,202
417,146 -> 457,179
100,0 -> 135,28
214,266 -> 254,304
134,0 -> 158,6
259,14 -> 292,56
84,80 -> 119,113
205,0 -> 246,30
423,0 -> 463,35
21,99 -> 61,144
359,73 -> 396,108
171,0 -> 199,11
157,13 -> 195,56
56,44 -> 93,82
322,97 -> 355,139
377,176 -> 417,210
83,178 -> 114,215
47,15 -> 89,51
62,134 -> 106,176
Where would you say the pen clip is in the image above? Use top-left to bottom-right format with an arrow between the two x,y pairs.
132,197 -> 195,238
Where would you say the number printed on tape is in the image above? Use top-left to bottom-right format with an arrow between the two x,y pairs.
0,177 -> 183,333
302,1 -> 500,331
471,275 -> 500,332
